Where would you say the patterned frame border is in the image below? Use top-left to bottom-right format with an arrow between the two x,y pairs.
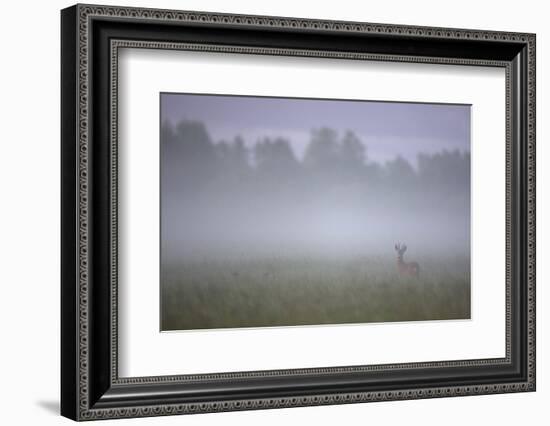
72,4 -> 535,420
109,40 -> 512,383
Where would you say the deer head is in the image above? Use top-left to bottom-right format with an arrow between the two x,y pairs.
394,243 -> 407,257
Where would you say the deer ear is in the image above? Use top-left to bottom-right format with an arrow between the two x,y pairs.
394,244 -> 398,250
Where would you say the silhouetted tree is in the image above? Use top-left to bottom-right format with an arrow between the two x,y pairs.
161,120 -> 217,194
254,137 -> 298,175
384,156 -> 416,187
340,130 -> 366,167
231,136 -> 249,169
417,149 -> 470,190
216,136 -> 250,175
303,127 -> 340,170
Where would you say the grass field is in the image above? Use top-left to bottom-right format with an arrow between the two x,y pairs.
161,254 -> 470,331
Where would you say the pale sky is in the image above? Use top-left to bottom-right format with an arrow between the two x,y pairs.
161,93 -> 470,165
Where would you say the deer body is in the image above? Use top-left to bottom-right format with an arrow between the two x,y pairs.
395,243 -> 419,278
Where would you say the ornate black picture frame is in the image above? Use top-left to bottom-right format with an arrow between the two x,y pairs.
61,4 -> 536,421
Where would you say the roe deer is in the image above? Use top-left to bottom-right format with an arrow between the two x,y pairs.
394,243 -> 419,278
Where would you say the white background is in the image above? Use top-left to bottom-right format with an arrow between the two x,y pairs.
119,49 -> 505,377
0,0 -> 547,425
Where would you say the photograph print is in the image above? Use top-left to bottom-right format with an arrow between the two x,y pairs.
160,93 -> 471,331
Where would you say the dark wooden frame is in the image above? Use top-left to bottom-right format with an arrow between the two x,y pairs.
61,3 -> 536,421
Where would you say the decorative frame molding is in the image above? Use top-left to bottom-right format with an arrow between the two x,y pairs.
61,4 -> 535,421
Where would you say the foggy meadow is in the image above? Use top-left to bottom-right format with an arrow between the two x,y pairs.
160,94 -> 471,330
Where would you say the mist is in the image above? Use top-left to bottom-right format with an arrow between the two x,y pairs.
161,121 -> 470,262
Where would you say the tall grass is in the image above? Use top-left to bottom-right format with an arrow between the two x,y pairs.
161,255 -> 470,331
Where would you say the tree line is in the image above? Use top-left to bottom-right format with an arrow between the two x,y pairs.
161,119 -> 470,198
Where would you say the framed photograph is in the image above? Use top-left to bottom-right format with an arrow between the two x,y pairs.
61,4 -> 536,421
